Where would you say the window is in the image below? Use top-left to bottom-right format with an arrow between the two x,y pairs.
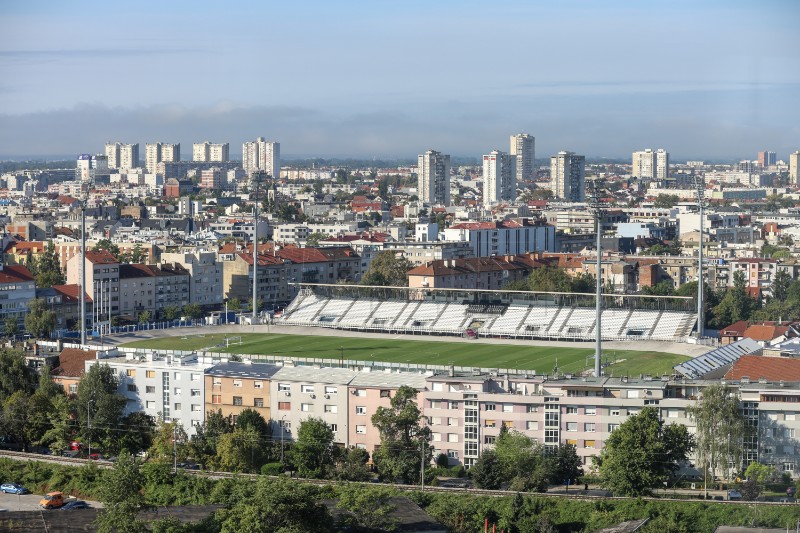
786,413 -> 796,421
174,403 -> 182,410
448,417 -> 458,426
566,439 -> 577,446
449,401 -> 459,410
610,409 -> 620,416
173,372 -> 181,380
380,389 -> 390,398
329,424 -> 337,432
584,423 -> 595,432
608,423 -> 619,432
667,410 -> 679,418
502,421 -> 514,428
584,406 -> 596,416
213,377 -> 222,386
233,380 -> 242,388
301,403 -> 311,412
432,433 -> 442,441
485,420 -> 496,428
526,405 -> 538,413
325,405 -> 338,413
585,439 -> 596,448
126,369 -> 136,377
566,406 -> 578,414
447,433 -> 458,443
254,381 -> 263,389
191,373 -> 200,381
447,450 -> 459,459
146,371 -> 155,379
325,386 -> 337,394
566,422 -> 578,432
356,425 -> 366,434
485,404 -> 496,411
502,404 -> 513,413
354,389 -> 366,397
146,401 -> 155,409
191,404 -> 201,412
356,406 -> 367,415
191,389 -> 200,397
301,384 -> 314,394
484,436 -> 496,444
278,383 -> 291,392
146,386 -> 155,394
174,387 -> 182,396
278,401 -> 291,410
527,421 -> 539,431
233,396 -> 243,406
69,384 -> 77,394
212,395 -> 221,404
127,384 -> 137,392
254,398 -> 264,408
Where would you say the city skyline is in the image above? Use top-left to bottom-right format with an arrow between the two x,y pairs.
1,0 -> 798,160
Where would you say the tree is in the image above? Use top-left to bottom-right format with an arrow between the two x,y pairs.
149,418 -> 188,463
76,364 -> 128,454
371,385 -> 432,484
641,280 -> 675,296
305,232 -> 327,247
215,426 -> 263,473
291,417 -> 335,478
4,318 -> 18,339
527,267 -> 573,292
712,270 -> 757,328
689,384 -> 749,489
182,303 -> 204,319
598,407 -> 693,496
493,427 -> 552,492
0,348 -> 36,403
360,251 -> 414,287
24,298 -> 57,339
332,446 -> 371,481
653,194 -> 680,208
129,243 -> 146,264
2,366 -> 66,451
116,411 -> 155,455
138,311 -> 152,324
470,449 -> 504,489
236,408 -> 271,437
548,443 -> 583,486
189,409 -> 234,466
32,241 -> 65,288
93,239 -> 121,260
336,484 -> 398,531
163,306 -> 181,321
227,298 -> 241,312
740,462 -> 776,500
95,452 -> 146,533
772,269 -> 792,302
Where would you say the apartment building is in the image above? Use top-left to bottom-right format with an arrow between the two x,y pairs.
220,252 -> 288,306
790,151 -> 799,183
94,352 -> 212,436
200,168 -> 224,190
37,283 -> 92,331
277,247 -> 361,293
119,264 -> 156,319
65,250 -> 120,320
242,137 -> 280,177
160,250 -> 223,307
509,133 -> 535,183
550,151 -> 585,202
0,264 -> 36,329
482,150 -> 517,206
382,241 -> 473,267
632,148 -> 669,181
192,141 -> 229,162
418,150 -> 451,206
443,220 -> 556,258
729,258 -> 778,295
406,256 -> 531,290
205,362 -> 279,424
105,142 -> 139,170
145,142 -> 180,173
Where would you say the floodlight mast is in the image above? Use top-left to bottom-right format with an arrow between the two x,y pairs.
588,181 -> 604,377
80,182 -> 89,345
251,171 -> 267,324
695,176 -> 705,339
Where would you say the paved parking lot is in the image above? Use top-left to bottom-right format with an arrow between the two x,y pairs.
0,492 -> 101,512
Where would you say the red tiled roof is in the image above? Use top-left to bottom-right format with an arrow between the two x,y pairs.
52,284 -> 92,303
742,324 -> 789,342
720,320 -> 749,337
10,241 -> 45,252
725,355 -> 800,382
85,250 -> 118,264
278,246 -> 357,263
119,263 -> 156,279
237,252 -> 284,267
0,264 -> 34,284
52,348 -> 97,378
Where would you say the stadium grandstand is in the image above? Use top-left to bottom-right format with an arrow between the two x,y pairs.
673,338 -> 762,379
279,284 -> 698,342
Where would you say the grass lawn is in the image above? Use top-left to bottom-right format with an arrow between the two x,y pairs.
122,333 -> 689,376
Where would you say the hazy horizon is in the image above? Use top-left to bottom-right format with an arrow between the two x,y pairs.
2,0 -> 798,161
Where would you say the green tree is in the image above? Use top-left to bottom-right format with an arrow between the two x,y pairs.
336,484 -> 398,531
227,298 -> 241,312
182,303 -> 204,319
33,241 -> 66,288
116,411 -> 155,455
305,232 -> 327,247
653,194 -> 680,208
712,271 -> 758,328
469,449 -> 504,489
493,427 -> 552,492
0,348 -> 36,403
215,426 -> 263,473
4,318 -> 18,339
138,311 -> 152,324
291,417 -> 335,478
95,452 -> 146,533
189,409 -> 234,466
163,305 -> 181,321
527,267 -> 574,292
772,269 -> 792,302
332,446 -> 372,481
598,407 -> 693,496
689,384 -> 749,489
149,418 -> 188,463
77,364 -> 127,454
129,243 -> 145,263
360,251 -> 414,287
93,239 -> 121,260
371,385 -> 432,484
24,298 -> 57,339
641,280 -> 675,296
549,443 -> 583,485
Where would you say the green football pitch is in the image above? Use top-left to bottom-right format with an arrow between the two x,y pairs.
122,333 -> 689,376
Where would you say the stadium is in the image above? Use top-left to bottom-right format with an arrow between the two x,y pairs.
278,283 -> 698,343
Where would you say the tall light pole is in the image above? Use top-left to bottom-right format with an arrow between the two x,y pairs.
251,171 -> 265,325
86,398 -> 94,457
80,184 -> 88,345
280,414 -> 287,464
588,181 -> 604,377
695,176 -> 705,339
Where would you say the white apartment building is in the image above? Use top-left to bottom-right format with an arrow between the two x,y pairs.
443,220 -> 556,257
509,133 -> 535,182
76,154 -> 109,181
632,148 -> 669,181
790,151 -> 800,183
242,137 -> 280,177
482,150 -> 517,206
105,142 -> 139,170
65,250 -> 120,321
160,250 -> 223,307
418,150 -> 451,206
145,142 -> 180,173
192,141 -> 230,162
550,151 -> 586,202
93,352 -> 212,436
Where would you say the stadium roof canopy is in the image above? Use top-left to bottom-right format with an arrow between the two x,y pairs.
673,338 -> 762,380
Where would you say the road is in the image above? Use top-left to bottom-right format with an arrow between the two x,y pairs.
0,492 -> 102,512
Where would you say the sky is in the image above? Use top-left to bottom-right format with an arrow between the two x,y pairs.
1,0 -> 799,161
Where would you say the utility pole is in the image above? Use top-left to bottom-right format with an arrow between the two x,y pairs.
173,424 -> 178,474
420,441 -> 425,491
588,181 -> 604,377
695,175 -> 705,340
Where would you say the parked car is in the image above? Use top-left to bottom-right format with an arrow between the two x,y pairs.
88,453 -> 102,461
39,492 -> 66,509
60,500 -> 89,511
728,490 -> 743,501
0,483 -> 29,495
68,441 -> 82,451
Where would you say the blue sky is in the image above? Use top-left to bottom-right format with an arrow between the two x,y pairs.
1,0 -> 798,161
